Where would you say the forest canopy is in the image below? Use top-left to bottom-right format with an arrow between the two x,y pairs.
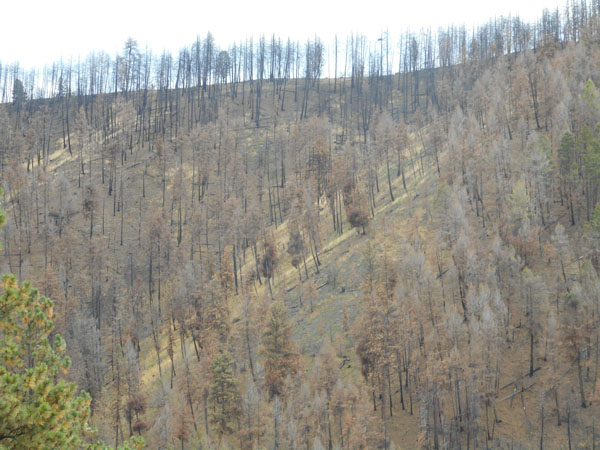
2,0 -> 600,448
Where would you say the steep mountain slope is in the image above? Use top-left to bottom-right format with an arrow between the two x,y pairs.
4,10 -> 600,448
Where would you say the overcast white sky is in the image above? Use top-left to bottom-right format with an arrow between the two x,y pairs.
1,0 -> 565,69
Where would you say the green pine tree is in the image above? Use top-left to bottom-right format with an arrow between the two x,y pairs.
12,79 -> 26,109
208,351 -> 240,439
0,275 -> 94,448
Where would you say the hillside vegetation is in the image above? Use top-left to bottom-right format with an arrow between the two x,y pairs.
3,3 -> 600,448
